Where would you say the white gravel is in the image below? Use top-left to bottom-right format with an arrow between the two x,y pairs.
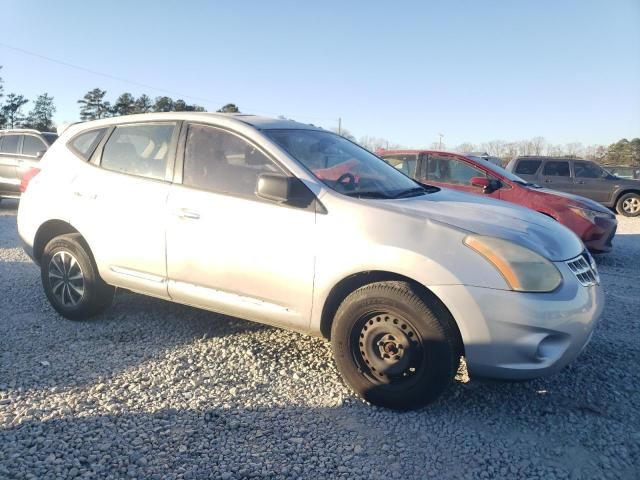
1,198 -> 639,479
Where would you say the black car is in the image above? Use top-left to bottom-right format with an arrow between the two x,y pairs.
506,156 -> 640,217
0,129 -> 58,202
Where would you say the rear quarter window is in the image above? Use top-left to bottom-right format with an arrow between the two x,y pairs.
69,128 -> 109,160
514,160 -> 542,175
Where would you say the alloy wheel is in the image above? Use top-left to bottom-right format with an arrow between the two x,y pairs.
48,250 -> 85,307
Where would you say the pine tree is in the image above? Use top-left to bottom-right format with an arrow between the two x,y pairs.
1,93 -> 29,128
153,96 -> 174,112
25,93 -> 56,131
134,94 -> 153,113
217,103 -> 240,113
78,88 -> 110,121
112,92 -> 136,117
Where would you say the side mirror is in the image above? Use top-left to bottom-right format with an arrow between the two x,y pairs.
471,176 -> 501,193
256,173 -> 291,203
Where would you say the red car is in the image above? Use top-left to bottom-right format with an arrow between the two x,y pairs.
379,150 -> 617,253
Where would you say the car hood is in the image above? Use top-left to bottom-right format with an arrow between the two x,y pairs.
532,187 -> 613,214
379,188 -> 584,261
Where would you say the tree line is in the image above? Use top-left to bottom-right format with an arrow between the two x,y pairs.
0,67 -> 56,131
449,137 -> 640,166
1,65 -> 637,165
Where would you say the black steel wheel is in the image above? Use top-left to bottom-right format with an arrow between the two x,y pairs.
331,281 -> 460,410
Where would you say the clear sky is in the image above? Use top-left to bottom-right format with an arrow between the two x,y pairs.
2,0 -> 639,147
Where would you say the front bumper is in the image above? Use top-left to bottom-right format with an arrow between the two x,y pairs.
430,265 -> 604,380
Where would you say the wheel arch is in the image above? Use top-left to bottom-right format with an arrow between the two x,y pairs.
319,270 -> 464,356
615,188 -> 640,205
33,219 -> 81,265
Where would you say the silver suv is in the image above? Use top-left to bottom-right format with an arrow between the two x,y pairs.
17,113 -> 603,409
0,129 -> 57,202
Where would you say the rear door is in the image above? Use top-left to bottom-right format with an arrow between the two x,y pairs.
512,159 -> 542,183
572,160 -> 613,203
0,134 -> 21,196
15,134 -> 48,181
539,160 -> 573,193
69,122 -> 179,298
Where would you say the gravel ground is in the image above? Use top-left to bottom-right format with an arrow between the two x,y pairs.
1,198 -> 639,480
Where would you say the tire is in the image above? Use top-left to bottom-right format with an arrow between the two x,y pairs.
41,233 -> 115,320
616,192 -> 640,217
331,281 -> 459,410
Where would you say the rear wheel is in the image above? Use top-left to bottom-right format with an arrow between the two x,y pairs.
616,192 -> 640,217
41,234 -> 115,320
331,281 -> 459,410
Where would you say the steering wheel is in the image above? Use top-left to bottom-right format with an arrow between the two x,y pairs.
335,172 -> 356,190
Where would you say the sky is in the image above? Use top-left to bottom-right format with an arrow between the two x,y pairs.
1,0 -> 639,148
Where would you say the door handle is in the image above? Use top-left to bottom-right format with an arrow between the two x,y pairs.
73,191 -> 97,200
176,209 -> 200,220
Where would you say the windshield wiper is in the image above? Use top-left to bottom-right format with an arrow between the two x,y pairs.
344,191 -> 393,199
391,186 -> 429,198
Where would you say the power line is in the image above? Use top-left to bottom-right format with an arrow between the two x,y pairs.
0,42 -> 338,124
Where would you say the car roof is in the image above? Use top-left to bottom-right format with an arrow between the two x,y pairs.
61,112 -> 323,134
0,128 -> 52,135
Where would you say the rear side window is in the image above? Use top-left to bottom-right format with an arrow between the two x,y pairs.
514,159 -> 541,175
427,154 -> 486,185
0,135 -> 20,154
542,161 -> 570,177
574,161 -> 604,179
70,128 -> 108,160
100,123 -> 176,180
22,136 -> 47,156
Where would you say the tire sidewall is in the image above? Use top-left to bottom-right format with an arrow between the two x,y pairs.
331,284 -> 455,409
41,235 -> 112,320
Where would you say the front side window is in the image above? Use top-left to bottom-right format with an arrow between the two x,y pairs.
22,136 -> 47,157
575,161 -> 604,179
70,128 -> 108,160
542,161 -> 570,177
427,154 -> 486,185
266,129 -> 421,198
515,159 -> 542,175
0,135 -> 20,154
183,124 -> 281,196
100,123 -> 175,180
382,154 -> 418,177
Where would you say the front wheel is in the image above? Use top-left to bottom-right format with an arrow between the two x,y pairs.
41,233 -> 115,320
331,281 -> 460,410
616,192 -> 640,217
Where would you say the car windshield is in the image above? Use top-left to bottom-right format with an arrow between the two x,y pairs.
467,155 -> 531,185
266,129 -> 433,198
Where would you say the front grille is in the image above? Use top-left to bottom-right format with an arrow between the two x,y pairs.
566,252 -> 600,287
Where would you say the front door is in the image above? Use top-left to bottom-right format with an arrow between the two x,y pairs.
166,123 -> 316,329
69,122 -> 179,298
424,153 -> 490,195
572,160 -> 613,203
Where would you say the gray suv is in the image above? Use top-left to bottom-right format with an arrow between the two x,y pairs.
0,129 -> 58,202
506,156 -> 640,217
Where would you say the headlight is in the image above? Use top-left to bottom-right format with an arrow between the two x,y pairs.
464,235 -> 562,292
568,206 -> 612,223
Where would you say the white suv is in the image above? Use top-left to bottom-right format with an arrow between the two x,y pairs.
18,113 -> 603,409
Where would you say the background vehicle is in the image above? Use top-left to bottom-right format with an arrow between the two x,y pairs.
506,156 -> 640,217
0,129 -> 58,202
604,165 -> 640,180
380,150 -> 617,252
464,151 -> 503,166
18,113 -> 602,410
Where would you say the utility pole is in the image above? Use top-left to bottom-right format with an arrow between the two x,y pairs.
338,117 -> 342,135
438,133 -> 444,150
